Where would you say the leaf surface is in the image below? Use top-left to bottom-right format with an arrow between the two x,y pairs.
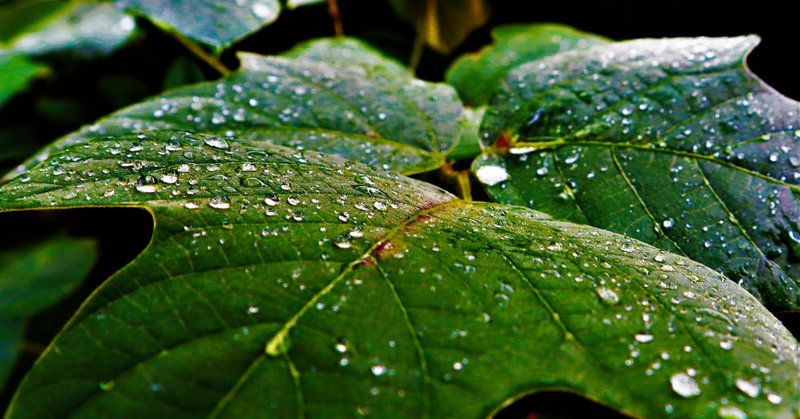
446,23 -> 609,106
0,53 -> 45,109
115,0 -> 279,52
7,46 -> 465,178
0,236 -> 96,387
1,131 -> 798,418
474,36 -> 800,312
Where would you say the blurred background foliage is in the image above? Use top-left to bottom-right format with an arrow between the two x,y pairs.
0,0 -> 796,416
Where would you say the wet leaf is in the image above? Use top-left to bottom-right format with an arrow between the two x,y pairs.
1,131 -> 798,418
474,36 -> 800,312
0,236 -> 97,387
1,1 -> 137,59
8,44 -> 465,177
446,23 -> 609,106
115,0 -> 280,52
387,0 -> 490,54
0,53 -> 45,109
284,37 -> 409,76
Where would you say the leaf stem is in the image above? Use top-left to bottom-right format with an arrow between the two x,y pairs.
173,33 -> 232,76
327,0 -> 344,36
441,162 -> 472,202
18,339 -> 46,355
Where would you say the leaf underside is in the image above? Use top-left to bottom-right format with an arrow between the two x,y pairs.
8,40 -> 465,179
475,36 -> 800,312
387,0 -> 491,54
0,131 -> 798,418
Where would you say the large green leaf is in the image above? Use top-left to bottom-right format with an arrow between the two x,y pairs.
473,36 -> 800,312
387,0 -> 490,54
446,23 -> 609,106
2,131 -> 799,418
7,45 -> 465,178
0,236 -> 97,388
0,53 -> 45,109
0,0 -> 137,59
115,0 -> 280,52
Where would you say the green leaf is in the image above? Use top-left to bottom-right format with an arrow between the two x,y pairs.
0,236 -> 97,387
7,46 -> 465,178
2,131 -> 799,418
115,0 -> 280,52
1,1 -> 137,59
447,106 -> 484,161
286,0 -> 325,9
284,37 -> 409,76
163,56 -> 207,91
0,53 -> 45,109
473,36 -> 800,312
446,23 -> 609,106
387,0 -> 490,54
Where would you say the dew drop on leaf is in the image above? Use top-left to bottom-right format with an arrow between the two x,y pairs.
670,372 -> 700,398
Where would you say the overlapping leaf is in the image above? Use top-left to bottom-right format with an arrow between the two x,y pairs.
0,53 -> 44,109
1,131 -> 798,418
446,23 -> 609,106
474,36 -> 800,312
115,0 -> 279,52
0,236 -> 96,388
7,42 -> 466,178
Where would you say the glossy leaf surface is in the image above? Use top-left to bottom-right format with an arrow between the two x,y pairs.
474,36 -> 800,311
1,131 -> 798,418
9,47 -> 465,177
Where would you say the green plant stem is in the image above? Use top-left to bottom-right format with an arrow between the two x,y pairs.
327,0 -> 344,36
173,33 -> 231,76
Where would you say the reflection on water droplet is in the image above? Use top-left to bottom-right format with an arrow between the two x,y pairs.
735,378 -> 760,398
209,196 -> 231,209
620,242 -> 636,253
670,372 -> 700,398
767,393 -> 782,404
135,175 -> 158,193
247,305 -> 260,315
475,165 -> 509,186
634,333 -> 654,343
717,406 -> 747,419
596,287 -> 620,305
371,365 -> 387,376
203,137 -> 229,149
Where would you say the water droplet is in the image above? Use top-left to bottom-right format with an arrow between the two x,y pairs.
349,229 -> 364,238
735,378 -> 760,398
536,167 -> 549,176
371,365 -> 387,376
264,194 -> 279,206
247,306 -> 260,315
160,170 -> 178,184
209,196 -> 231,209
475,165 -> 509,186
620,242 -> 636,253
767,393 -> 782,404
596,287 -> 620,305
670,372 -> 700,398
373,201 -> 387,211
287,196 -> 300,206
635,333 -> 654,343
135,175 -> 158,193
717,406 -> 747,419
203,137 -> 229,149
662,219 -> 674,229
338,212 -> 350,222
184,202 -> 200,209
719,339 -> 733,350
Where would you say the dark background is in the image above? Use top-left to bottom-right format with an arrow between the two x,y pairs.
1,1 -> 797,416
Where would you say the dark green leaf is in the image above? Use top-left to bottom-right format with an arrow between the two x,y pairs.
8,46 -> 465,177
0,53 -> 45,109
0,236 -> 97,386
2,131 -> 799,418
446,106 -> 484,161
387,0 -> 490,54
115,0 -> 280,52
446,23 -> 609,106
474,36 -> 800,312
1,1 -> 137,59
163,56 -> 207,91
